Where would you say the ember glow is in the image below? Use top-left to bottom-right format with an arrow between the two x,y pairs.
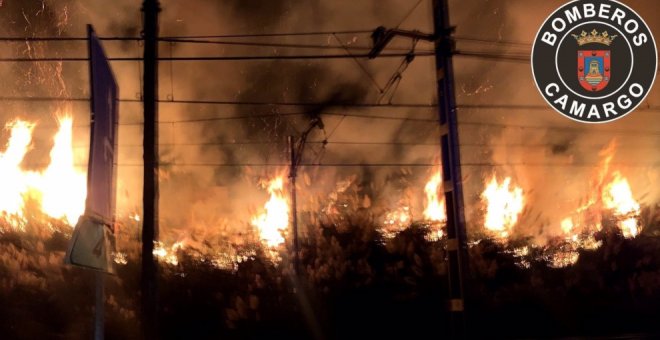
381,205 -> 412,238
153,241 -> 183,266
0,115 -> 86,230
560,217 -> 575,235
481,175 -> 524,238
251,176 -> 289,248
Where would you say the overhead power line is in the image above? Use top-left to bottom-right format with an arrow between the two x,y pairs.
0,51 -> 535,63
0,52 -> 434,62
0,36 -> 141,41
0,95 -> 438,108
160,30 -> 375,39
160,37 -> 430,52
45,161 -> 659,168
0,32 -> 529,46
95,162 -> 657,168
71,141 -> 440,148
0,31 -> 372,42
115,162 -> 441,167
0,95 -> 657,117
98,112 -> 437,126
152,98 -> 437,108
459,121 -> 660,136
455,50 -> 530,62
462,162 -> 659,167
454,36 -> 532,47
0,34 -> 531,48
72,141 -> 660,149
57,115 -> 659,137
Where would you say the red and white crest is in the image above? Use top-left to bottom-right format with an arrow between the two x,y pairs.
577,50 -> 611,92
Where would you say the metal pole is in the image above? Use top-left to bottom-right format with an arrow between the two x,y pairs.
288,136 -> 300,275
432,0 -> 468,338
141,0 -> 160,338
94,272 -> 105,340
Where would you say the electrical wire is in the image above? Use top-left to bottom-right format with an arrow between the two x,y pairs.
160,37 -> 430,52
0,52 -> 435,62
86,162 -> 657,168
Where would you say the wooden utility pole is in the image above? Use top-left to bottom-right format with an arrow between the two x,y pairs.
287,118 -> 323,275
432,0 -> 468,338
141,0 -> 160,338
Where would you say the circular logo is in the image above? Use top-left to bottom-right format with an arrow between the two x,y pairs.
532,0 -> 657,123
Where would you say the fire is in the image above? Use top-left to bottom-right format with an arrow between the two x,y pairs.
555,141 -> 641,242
251,176 -> 289,248
381,206 -> 412,239
37,115 -> 87,225
560,217 -> 574,235
481,175 -> 524,238
0,120 -> 35,229
153,241 -> 184,266
0,115 -> 86,230
602,171 -> 640,238
384,208 -> 411,226
423,171 -> 446,223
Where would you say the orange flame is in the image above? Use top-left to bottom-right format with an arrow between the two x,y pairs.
481,175 -> 524,238
560,217 -> 575,235
251,177 -> 289,248
0,120 -> 35,229
381,206 -> 412,239
564,142 -> 642,239
423,171 -> 446,223
602,171 -> 640,238
0,115 -> 86,230
37,115 -> 87,225
153,241 -> 184,266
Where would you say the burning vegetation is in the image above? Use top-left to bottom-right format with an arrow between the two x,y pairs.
251,176 -> 289,249
0,0 -> 657,338
0,109 -> 655,338
481,174 -> 525,239
0,92 -> 655,340
0,114 -> 86,231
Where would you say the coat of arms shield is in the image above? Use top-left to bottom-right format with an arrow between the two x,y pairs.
578,50 -> 610,92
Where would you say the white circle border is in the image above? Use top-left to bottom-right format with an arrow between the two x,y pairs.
531,0 -> 658,124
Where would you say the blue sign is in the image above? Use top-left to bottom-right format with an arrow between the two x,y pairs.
66,25 -> 119,273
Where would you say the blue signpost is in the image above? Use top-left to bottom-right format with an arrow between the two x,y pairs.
65,25 -> 119,340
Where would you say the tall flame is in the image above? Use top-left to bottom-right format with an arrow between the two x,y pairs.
251,177 -> 289,248
0,120 -> 35,229
562,142 -> 642,240
602,171 -> 640,238
481,175 -> 524,238
0,115 -> 86,230
423,171 -> 446,222
37,115 -> 87,225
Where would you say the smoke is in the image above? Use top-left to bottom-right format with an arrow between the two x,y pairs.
455,0 -> 660,242
144,0 -> 442,241
0,0 -> 656,247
